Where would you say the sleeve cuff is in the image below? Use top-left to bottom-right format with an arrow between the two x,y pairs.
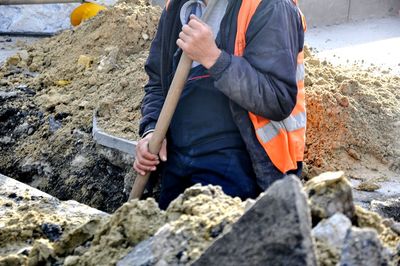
140,122 -> 156,138
208,50 -> 231,80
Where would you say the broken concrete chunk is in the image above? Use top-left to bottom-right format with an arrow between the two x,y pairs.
98,47 -> 119,73
305,171 -> 355,221
193,175 -> 317,266
371,198 -> 400,222
312,213 -> 352,250
339,227 -> 389,266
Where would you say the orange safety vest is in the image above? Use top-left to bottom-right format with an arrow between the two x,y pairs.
166,0 -> 306,173
235,0 -> 307,173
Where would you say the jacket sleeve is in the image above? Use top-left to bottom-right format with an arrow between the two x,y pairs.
139,10 -> 167,137
209,0 -> 304,121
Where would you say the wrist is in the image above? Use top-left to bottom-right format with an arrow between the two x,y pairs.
203,48 -> 221,69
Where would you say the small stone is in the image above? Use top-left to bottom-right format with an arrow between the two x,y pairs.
356,181 -> 381,192
41,223 -> 63,242
55,80 -> 71,86
8,193 -> 17,199
78,100 -> 89,110
347,148 -> 360,160
18,50 -> 29,61
78,55 -> 93,69
28,127 -> 34,135
119,78 -> 129,88
48,116 -> 62,132
142,33 -> 149,40
29,63 -> 39,72
64,255 -> 80,266
27,239 -> 56,266
98,47 -> 119,73
88,76 -> 97,86
6,54 -> 21,66
381,218 -> 400,235
338,96 -> 349,107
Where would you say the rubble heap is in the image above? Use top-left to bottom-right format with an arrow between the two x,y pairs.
1,172 -> 399,265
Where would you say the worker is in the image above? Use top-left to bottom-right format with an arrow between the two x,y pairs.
134,0 -> 306,209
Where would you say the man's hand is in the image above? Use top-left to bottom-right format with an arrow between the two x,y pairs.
133,133 -> 167,176
177,14 -> 221,69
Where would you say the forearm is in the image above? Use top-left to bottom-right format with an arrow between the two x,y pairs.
209,50 -> 297,121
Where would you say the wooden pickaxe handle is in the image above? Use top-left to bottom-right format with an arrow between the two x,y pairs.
129,0 -> 219,200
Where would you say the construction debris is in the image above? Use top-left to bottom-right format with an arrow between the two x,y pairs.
1,172 -> 399,265
305,171 -> 355,221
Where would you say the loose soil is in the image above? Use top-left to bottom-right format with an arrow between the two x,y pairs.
0,1 -> 399,264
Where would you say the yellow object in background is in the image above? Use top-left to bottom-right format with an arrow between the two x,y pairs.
70,2 -> 106,26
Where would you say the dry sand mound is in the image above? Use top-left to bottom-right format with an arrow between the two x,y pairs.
304,47 -> 400,179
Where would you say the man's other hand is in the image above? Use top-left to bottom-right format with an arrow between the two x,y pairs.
177,14 -> 221,69
133,133 -> 167,176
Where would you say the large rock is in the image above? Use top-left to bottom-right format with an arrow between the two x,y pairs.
339,227 -> 389,266
312,212 -> 352,250
193,175 -> 317,266
305,171 -> 355,221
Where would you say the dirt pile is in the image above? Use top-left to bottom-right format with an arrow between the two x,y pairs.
304,47 -> 400,179
0,0 -> 161,212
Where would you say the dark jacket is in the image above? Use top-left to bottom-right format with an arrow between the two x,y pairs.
139,0 -> 305,190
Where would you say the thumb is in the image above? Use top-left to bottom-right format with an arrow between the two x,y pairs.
159,138 -> 167,162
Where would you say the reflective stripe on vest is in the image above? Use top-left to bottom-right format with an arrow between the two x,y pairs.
235,0 -> 307,173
